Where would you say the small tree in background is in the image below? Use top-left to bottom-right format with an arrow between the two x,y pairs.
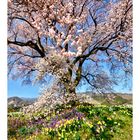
8,0 -> 132,110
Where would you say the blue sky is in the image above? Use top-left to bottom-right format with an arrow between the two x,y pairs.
8,80 -> 40,98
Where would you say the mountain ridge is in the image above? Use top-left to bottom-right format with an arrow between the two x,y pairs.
8,93 -> 132,107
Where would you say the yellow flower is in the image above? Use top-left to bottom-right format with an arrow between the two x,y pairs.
107,117 -> 111,120
100,125 -> 104,131
96,128 -> 100,133
45,128 -> 49,132
97,121 -> 102,125
102,121 -> 105,124
86,121 -> 93,128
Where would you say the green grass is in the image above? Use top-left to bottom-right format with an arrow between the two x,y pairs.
8,104 -> 132,140
92,94 -> 132,106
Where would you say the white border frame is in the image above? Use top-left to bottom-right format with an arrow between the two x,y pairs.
0,0 -> 7,139
0,0 -> 139,140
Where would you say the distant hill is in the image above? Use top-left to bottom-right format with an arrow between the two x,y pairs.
21,97 -> 37,102
78,93 -> 132,105
8,93 -> 132,108
8,96 -> 36,107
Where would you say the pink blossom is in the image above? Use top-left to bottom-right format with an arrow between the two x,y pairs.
48,28 -> 55,38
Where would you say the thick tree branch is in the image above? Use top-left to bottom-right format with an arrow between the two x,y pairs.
8,40 -> 45,58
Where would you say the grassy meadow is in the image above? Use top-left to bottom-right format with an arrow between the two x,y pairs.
8,97 -> 132,140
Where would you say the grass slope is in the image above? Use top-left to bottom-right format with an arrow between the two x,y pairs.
8,104 -> 132,140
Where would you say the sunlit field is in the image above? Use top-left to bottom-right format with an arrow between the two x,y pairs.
8,104 -> 132,140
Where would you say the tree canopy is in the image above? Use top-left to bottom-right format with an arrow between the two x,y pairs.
8,0 -> 132,96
